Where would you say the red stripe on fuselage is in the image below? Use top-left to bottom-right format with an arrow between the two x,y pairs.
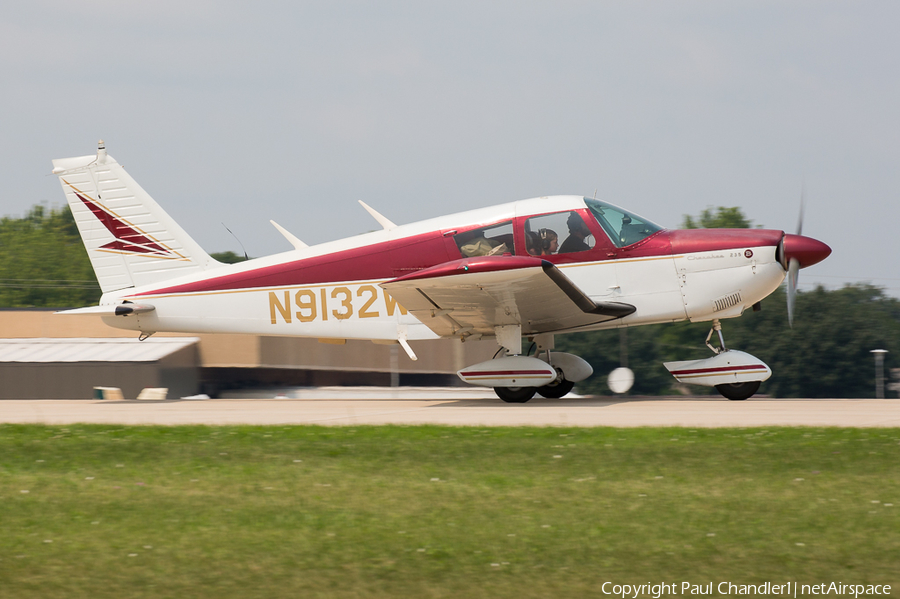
669,364 -> 766,376
668,229 -> 783,254
130,225 -> 784,298
461,370 -> 555,377
134,231 -> 452,296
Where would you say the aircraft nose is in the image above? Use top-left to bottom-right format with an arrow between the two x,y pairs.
782,233 -> 831,269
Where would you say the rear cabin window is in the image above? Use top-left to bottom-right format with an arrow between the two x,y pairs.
454,221 -> 515,257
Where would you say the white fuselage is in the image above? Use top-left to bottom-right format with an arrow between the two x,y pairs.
97,194 -> 786,346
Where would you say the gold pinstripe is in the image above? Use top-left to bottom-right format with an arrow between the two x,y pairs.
128,278 -> 393,301
127,247 -> 764,301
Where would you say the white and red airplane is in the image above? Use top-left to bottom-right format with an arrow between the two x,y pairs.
52,142 -> 830,401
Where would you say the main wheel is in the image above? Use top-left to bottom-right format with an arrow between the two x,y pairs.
715,380 -> 761,401
537,379 -> 575,399
494,386 -> 536,403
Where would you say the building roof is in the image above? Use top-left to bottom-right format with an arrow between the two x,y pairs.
0,338 -> 200,363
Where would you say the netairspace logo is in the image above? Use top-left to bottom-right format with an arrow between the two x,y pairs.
600,582 -> 892,599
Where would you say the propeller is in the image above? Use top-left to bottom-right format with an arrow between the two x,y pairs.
787,189 -> 804,327
787,255 -> 800,326
781,187 -> 831,327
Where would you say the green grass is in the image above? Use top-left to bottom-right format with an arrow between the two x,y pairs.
0,425 -> 898,598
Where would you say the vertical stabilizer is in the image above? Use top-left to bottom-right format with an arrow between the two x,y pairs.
52,141 -> 221,293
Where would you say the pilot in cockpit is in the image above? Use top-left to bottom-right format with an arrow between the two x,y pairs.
559,213 -> 592,253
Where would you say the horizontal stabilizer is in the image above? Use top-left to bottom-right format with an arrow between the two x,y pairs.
56,304 -> 156,317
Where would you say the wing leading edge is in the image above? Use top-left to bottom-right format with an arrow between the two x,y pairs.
380,256 -> 634,339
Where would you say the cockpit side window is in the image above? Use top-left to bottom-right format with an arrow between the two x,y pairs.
585,197 -> 662,248
524,211 -> 594,256
453,221 -> 515,257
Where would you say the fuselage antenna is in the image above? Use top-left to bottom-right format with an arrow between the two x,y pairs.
222,223 -> 249,260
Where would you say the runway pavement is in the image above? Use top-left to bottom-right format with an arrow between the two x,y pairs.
1,388 -> 899,427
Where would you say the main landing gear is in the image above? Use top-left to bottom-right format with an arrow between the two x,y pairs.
490,356 -> 577,403
663,319 -> 772,401
536,378 -> 576,400
491,353 -> 580,403
456,332 -> 593,403
494,386 -> 537,403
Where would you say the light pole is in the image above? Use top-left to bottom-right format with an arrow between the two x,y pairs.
871,349 -> 888,399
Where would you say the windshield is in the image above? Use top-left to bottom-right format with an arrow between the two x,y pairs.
584,197 -> 663,248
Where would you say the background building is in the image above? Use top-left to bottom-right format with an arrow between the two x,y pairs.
0,310 -> 497,399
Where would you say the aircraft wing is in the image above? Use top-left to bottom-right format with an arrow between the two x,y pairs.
380,256 -> 635,338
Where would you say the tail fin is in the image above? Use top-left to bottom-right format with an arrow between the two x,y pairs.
52,141 -> 222,294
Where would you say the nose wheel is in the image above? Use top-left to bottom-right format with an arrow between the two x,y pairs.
706,319 -> 765,401
715,380 -> 760,401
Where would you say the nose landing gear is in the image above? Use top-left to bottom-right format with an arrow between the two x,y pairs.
715,380 -> 761,401
664,319 -> 772,401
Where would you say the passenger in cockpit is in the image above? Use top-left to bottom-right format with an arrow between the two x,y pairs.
538,228 -> 558,255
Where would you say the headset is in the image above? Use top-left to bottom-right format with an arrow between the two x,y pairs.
539,228 -> 554,251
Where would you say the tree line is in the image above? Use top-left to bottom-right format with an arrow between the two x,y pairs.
558,284 -> 900,398
0,205 -> 243,308
0,205 -> 100,308
1,204 -> 895,397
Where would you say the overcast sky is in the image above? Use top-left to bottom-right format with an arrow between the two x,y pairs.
2,1 -> 898,297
